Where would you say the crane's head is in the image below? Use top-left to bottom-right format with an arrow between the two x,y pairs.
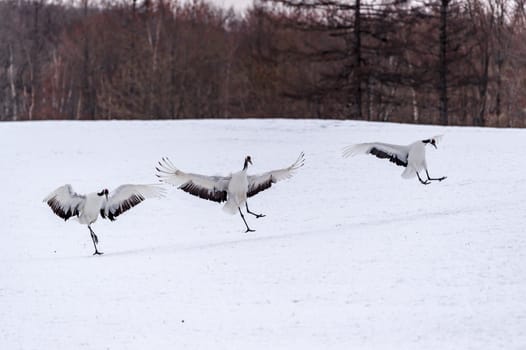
423,135 -> 443,149
97,188 -> 109,199
243,156 -> 253,170
423,139 -> 437,149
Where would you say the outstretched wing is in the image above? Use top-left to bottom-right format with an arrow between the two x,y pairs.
101,184 -> 165,221
156,157 -> 229,203
343,142 -> 409,167
247,152 -> 305,198
43,184 -> 86,221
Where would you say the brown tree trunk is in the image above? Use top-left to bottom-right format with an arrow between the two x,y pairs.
353,0 -> 363,119
439,0 -> 449,125
8,43 -> 17,120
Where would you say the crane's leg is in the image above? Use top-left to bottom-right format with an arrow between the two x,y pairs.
88,225 -> 103,255
416,172 -> 430,185
245,202 -> 265,218
426,170 -> 447,182
238,207 -> 255,233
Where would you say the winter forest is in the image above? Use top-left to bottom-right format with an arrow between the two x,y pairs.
0,0 -> 525,127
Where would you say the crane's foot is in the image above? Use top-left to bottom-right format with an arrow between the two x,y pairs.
417,173 -> 430,185
426,170 -> 447,182
245,228 -> 256,233
93,251 -> 104,256
426,176 -> 447,182
246,205 -> 266,218
247,206 -> 266,219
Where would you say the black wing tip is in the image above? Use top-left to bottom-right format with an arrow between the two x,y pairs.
179,182 -> 227,203
369,147 -> 408,167
105,194 -> 146,220
247,178 -> 273,198
46,197 -> 78,221
298,152 -> 305,166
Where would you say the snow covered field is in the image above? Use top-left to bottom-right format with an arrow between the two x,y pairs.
1,119 -> 525,349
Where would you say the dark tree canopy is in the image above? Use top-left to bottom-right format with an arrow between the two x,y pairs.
0,0 -> 525,127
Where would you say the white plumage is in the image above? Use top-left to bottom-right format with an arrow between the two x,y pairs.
43,184 -> 165,255
156,153 -> 305,232
343,136 -> 446,185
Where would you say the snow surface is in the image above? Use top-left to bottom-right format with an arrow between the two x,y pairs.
1,119 -> 526,349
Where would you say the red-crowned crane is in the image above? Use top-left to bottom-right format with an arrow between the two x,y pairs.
156,153 -> 305,232
44,184 -> 165,255
343,137 -> 447,185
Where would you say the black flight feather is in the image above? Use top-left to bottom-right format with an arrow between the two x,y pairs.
369,147 -> 408,167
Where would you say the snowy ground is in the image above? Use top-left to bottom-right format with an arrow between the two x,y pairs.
1,119 -> 525,349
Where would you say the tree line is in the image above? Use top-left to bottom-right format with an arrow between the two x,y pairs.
0,0 -> 525,126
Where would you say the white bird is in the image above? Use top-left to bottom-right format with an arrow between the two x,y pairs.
343,136 -> 447,185
43,184 -> 165,255
156,153 -> 305,232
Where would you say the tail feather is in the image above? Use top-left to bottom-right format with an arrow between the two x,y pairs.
401,167 -> 416,179
222,200 -> 238,215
